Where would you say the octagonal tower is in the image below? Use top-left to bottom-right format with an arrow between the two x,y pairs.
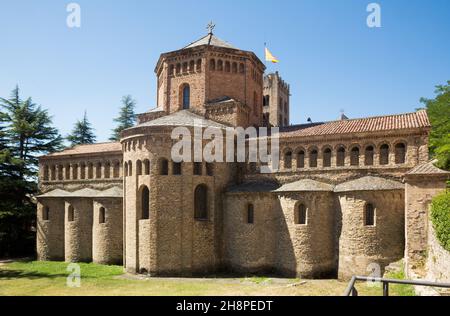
153,30 -> 266,128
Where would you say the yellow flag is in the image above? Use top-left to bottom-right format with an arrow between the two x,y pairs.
265,47 -> 279,63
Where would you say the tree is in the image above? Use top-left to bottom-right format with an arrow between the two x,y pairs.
67,111 -> 96,146
0,86 -> 63,257
109,95 -> 136,141
421,81 -> 450,170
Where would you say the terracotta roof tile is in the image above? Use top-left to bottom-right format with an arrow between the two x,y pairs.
280,110 -> 430,138
43,142 -> 122,158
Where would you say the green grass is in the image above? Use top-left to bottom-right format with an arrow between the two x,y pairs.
383,267 -> 416,296
0,260 -> 415,296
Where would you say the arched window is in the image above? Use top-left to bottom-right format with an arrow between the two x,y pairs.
296,150 -> 305,168
113,161 -> 120,178
57,165 -> 63,180
65,164 -> 70,180
173,162 -> 182,175
124,162 -> 128,177
99,207 -> 106,224
176,63 -> 181,74
239,63 -> 245,73
51,165 -> 56,180
194,184 -> 208,220
140,186 -> 150,220
217,60 -> 223,71
43,165 -> 49,181
395,143 -> 406,164
182,84 -> 190,109
206,163 -> 214,176
189,60 -> 195,72
365,203 -> 375,226
209,59 -> 216,71
43,206 -> 50,221
104,162 -> 110,179
337,147 -> 345,167
295,204 -> 307,225
380,144 -> 389,165
225,61 -> 231,72
284,151 -> 292,169
323,148 -> 332,167
95,162 -> 102,179
182,62 -> 188,73
143,159 -> 150,175
169,64 -> 174,76
263,95 -> 270,107
247,204 -> 254,224
365,146 -> 374,166
128,161 -> 133,176
232,62 -> 237,73
193,162 -> 202,175
196,59 -> 202,71
136,160 -> 142,176
159,158 -> 168,175
88,163 -> 94,179
72,164 -> 78,180
68,205 -> 74,222
309,149 -> 318,168
80,163 -> 86,179
350,147 -> 360,166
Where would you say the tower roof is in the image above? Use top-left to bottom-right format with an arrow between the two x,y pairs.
183,33 -> 237,50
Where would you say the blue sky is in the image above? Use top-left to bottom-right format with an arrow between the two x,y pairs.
0,0 -> 449,142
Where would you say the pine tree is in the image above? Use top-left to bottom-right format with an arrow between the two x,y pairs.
67,111 -> 97,146
0,86 -> 63,257
109,95 -> 137,141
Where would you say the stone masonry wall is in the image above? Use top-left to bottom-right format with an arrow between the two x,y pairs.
337,190 -> 405,279
36,199 -> 65,261
64,198 -> 93,262
276,192 -> 335,278
92,198 -> 123,265
404,175 -> 448,277
223,193 -> 278,274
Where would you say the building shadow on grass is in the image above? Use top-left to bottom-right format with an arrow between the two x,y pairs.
0,257 -> 67,280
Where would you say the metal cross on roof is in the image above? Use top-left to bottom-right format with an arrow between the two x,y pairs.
206,21 -> 215,34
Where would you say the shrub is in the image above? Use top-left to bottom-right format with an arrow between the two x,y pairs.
430,191 -> 450,251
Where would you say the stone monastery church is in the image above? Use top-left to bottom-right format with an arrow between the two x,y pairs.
36,29 -> 449,279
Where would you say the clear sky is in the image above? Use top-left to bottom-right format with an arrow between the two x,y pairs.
1,0 -> 449,142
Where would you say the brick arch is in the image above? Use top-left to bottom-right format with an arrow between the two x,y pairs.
393,140 -> 408,164
378,142 -> 390,165
308,146 -> 319,168
179,83 -> 190,110
294,146 -> 306,169
283,147 -> 293,170
321,145 -> 333,167
209,58 -> 216,71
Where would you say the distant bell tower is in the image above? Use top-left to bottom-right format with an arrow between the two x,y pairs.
263,71 -> 290,127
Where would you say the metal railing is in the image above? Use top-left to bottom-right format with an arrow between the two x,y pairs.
343,276 -> 450,296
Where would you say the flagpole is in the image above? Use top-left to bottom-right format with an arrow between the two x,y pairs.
264,42 -> 267,68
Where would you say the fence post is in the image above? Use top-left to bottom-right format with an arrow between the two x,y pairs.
383,281 -> 389,296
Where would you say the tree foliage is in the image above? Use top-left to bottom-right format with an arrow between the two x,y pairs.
0,86 -> 62,257
422,81 -> 450,170
67,111 -> 96,146
430,191 -> 450,251
109,95 -> 136,141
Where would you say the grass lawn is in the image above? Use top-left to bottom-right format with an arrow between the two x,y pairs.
0,260 -> 415,296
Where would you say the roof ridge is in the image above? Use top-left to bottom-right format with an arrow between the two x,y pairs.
319,110 -> 428,125
183,34 -> 211,49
